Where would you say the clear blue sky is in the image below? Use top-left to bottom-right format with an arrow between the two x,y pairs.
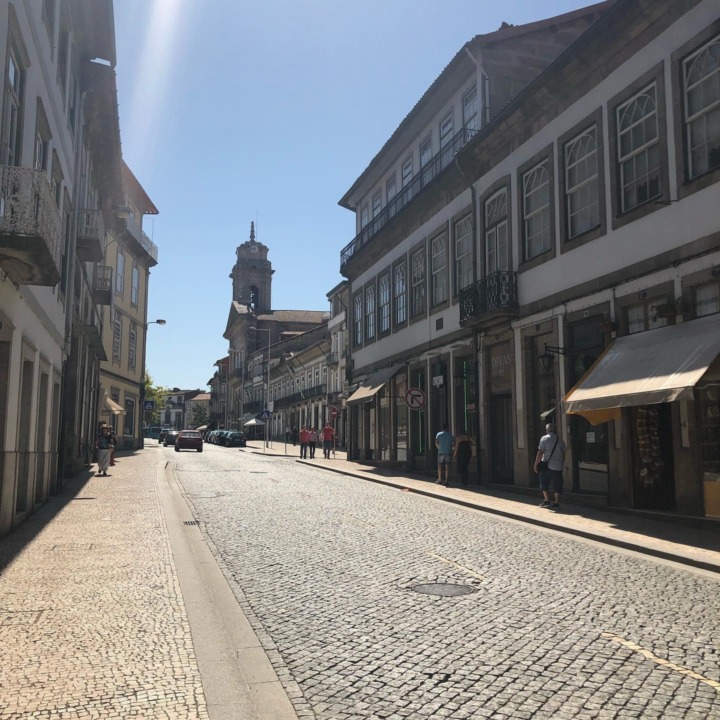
113,0 -> 597,390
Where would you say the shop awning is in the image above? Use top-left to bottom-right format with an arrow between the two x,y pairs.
563,314 -> 720,425
103,396 -> 125,415
346,365 -> 402,405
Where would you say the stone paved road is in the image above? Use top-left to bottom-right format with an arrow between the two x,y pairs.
173,443 -> 720,720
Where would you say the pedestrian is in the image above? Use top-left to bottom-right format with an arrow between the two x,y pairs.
321,422 -> 335,459
96,425 -> 112,477
291,426 -> 297,446
453,428 -> 474,486
434,424 -> 454,487
108,426 -> 117,465
285,426 -> 290,443
308,427 -> 318,458
299,426 -> 309,458
534,422 -> 567,511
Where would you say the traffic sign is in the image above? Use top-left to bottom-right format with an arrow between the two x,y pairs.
405,387 -> 426,410
143,400 -> 155,411
330,405 -> 338,418
258,410 -> 272,420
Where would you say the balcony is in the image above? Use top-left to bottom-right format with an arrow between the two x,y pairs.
459,271 -> 519,327
0,166 -> 62,286
92,265 -> 112,305
77,209 -> 104,262
84,323 -> 107,361
340,127 -> 478,271
326,352 -> 339,366
122,213 -> 159,265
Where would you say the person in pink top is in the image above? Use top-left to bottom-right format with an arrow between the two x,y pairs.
299,426 -> 309,458
322,423 -> 335,458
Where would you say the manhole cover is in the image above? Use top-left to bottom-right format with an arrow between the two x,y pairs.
411,583 -> 475,597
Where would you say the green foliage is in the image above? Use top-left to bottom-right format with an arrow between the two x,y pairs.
143,370 -> 170,426
192,404 -> 209,428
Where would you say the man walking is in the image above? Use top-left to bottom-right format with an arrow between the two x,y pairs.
534,422 -> 567,510
435,424 -> 454,487
322,423 -> 335,458
299,426 -> 309,459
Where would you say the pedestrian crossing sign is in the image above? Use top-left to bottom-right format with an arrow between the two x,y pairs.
258,410 -> 271,420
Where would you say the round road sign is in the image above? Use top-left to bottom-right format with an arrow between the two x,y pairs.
405,387 -> 426,410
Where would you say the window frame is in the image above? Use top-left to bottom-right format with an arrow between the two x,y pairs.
410,240 -> 427,322
378,271 -> 391,336
3,32 -> 26,167
392,256 -> 408,331
131,264 -> 140,306
517,145 -> 555,270
112,311 -> 122,364
429,229 -> 449,310
463,86 -> 478,136
364,281 -> 376,344
452,212 -> 473,298
352,291 -> 363,347
116,249 -> 125,296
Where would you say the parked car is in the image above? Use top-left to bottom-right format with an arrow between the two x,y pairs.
225,431 -> 247,447
175,430 -> 203,452
158,428 -> 171,443
163,430 -> 181,446
144,426 -> 161,440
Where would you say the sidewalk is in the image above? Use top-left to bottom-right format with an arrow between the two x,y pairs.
248,441 -> 720,574
0,450 -> 297,720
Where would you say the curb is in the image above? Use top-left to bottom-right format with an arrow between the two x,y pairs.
296,459 -> 720,575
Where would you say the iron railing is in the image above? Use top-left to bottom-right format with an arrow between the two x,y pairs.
78,208 -> 104,242
459,271 -> 518,323
340,127 -> 479,268
93,264 -> 112,293
124,213 -> 159,262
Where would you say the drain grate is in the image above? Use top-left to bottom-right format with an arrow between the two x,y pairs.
183,520 -> 200,526
411,583 -> 475,597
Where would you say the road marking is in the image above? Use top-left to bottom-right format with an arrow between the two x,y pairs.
427,552 -> 484,580
601,632 -> 720,691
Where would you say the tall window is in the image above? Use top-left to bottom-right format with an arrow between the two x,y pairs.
617,83 -> 661,212
696,284 -> 720,317
522,161 -> 551,260
454,215 -> 473,293
372,191 -> 382,218
365,286 -> 375,340
34,101 -> 51,172
112,313 -> 122,363
394,262 -> 406,325
440,113 -> 454,167
420,136 -> 433,185
627,300 -> 668,334
430,233 -> 448,306
386,174 -> 397,216
402,157 -> 413,201
486,189 -> 509,273
116,251 -> 125,296
683,36 -> 720,179
124,399 -> 135,437
360,204 -> 369,229
565,127 -> 599,238
353,294 -> 363,346
42,0 -> 56,43
411,249 -> 426,318
128,323 -> 137,370
131,265 -> 139,306
378,273 -> 390,334
463,86 -> 478,136
57,18 -> 69,95
3,45 -> 25,166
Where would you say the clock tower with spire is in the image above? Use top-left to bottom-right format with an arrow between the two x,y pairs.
230,221 -> 274,313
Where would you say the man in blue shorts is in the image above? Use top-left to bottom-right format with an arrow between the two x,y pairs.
533,422 -> 567,510
435,424 -> 454,487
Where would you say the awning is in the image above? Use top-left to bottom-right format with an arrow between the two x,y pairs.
346,365 -> 402,405
196,425 -> 208,432
563,314 -> 720,425
103,396 -> 125,415
244,418 -> 265,426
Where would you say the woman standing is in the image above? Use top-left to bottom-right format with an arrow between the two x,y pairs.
308,427 -> 319,459
453,429 -> 474,486
96,425 -> 112,477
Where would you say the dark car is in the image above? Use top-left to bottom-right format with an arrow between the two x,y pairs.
225,431 -> 247,447
175,430 -> 203,452
158,428 -> 171,443
163,430 -> 181,446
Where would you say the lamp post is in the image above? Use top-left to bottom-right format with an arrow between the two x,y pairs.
250,326 -> 271,451
139,318 -> 166,449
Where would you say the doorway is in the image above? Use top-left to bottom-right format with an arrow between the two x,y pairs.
490,394 -> 514,483
631,404 -> 675,510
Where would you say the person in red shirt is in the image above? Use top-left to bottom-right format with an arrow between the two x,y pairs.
299,426 -> 309,458
322,423 -> 335,458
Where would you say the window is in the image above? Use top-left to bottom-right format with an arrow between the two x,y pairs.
378,273 -> 390,334
365,286 -> 375,340
626,299 -> 668,334
372,191 -> 382,219
386,174 -> 397,212
68,76 -> 78,134
463,86 -> 478,135
131,265 -> 139,306
116,250 -> 125,296
124,399 -> 135,436
50,151 -> 63,207
454,215 -> 473,293
440,113 -> 454,148
57,18 -> 69,95
411,248 -> 426,318
394,262 -> 406,325
353,294 -> 363,346
42,0 -> 56,44
360,204 -> 369,229
565,126 -> 599,239
522,161 -> 551,260
430,233 -> 448,307
486,189 -> 509,273
402,157 -> 413,201
34,100 -> 51,171
420,136 -> 433,185
696,284 -> 720,317
3,43 -> 25,166
617,83 -> 661,212
128,323 -> 137,370
683,36 -> 720,179
112,313 -> 122,362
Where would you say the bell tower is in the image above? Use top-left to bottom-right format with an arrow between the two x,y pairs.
230,222 -> 274,312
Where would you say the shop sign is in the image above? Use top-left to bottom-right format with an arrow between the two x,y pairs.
489,341 -> 514,393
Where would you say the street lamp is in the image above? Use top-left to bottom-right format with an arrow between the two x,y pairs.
249,326 -> 271,450
139,318 -> 167,449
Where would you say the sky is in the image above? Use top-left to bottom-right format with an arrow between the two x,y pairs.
113,0 -> 599,391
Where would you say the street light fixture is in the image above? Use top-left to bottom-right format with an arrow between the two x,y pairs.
249,326 -> 271,451
140,318 -> 167,449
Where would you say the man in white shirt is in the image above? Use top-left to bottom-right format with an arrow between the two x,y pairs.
533,423 -> 567,511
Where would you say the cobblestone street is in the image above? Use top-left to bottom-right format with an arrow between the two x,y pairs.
175,445 -> 720,720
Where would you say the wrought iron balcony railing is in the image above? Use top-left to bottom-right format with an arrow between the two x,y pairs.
0,166 -> 62,285
77,209 -> 105,262
326,352 -> 339,365
340,126 -> 479,269
459,271 -> 518,323
92,264 -> 113,305
124,213 -> 159,263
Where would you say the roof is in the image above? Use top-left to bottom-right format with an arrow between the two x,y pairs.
190,393 -> 211,402
123,162 -> 158,215
255,310 -> 328,323
338,1 -> 613,210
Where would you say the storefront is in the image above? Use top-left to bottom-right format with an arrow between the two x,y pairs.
487,341 -> 514,484
563,314 -> 720,517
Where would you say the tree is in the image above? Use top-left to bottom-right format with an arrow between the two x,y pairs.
143,371 -> 169,426
192,404 -> 209,428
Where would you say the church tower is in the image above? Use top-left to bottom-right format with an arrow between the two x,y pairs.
230,222 -> 274,313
